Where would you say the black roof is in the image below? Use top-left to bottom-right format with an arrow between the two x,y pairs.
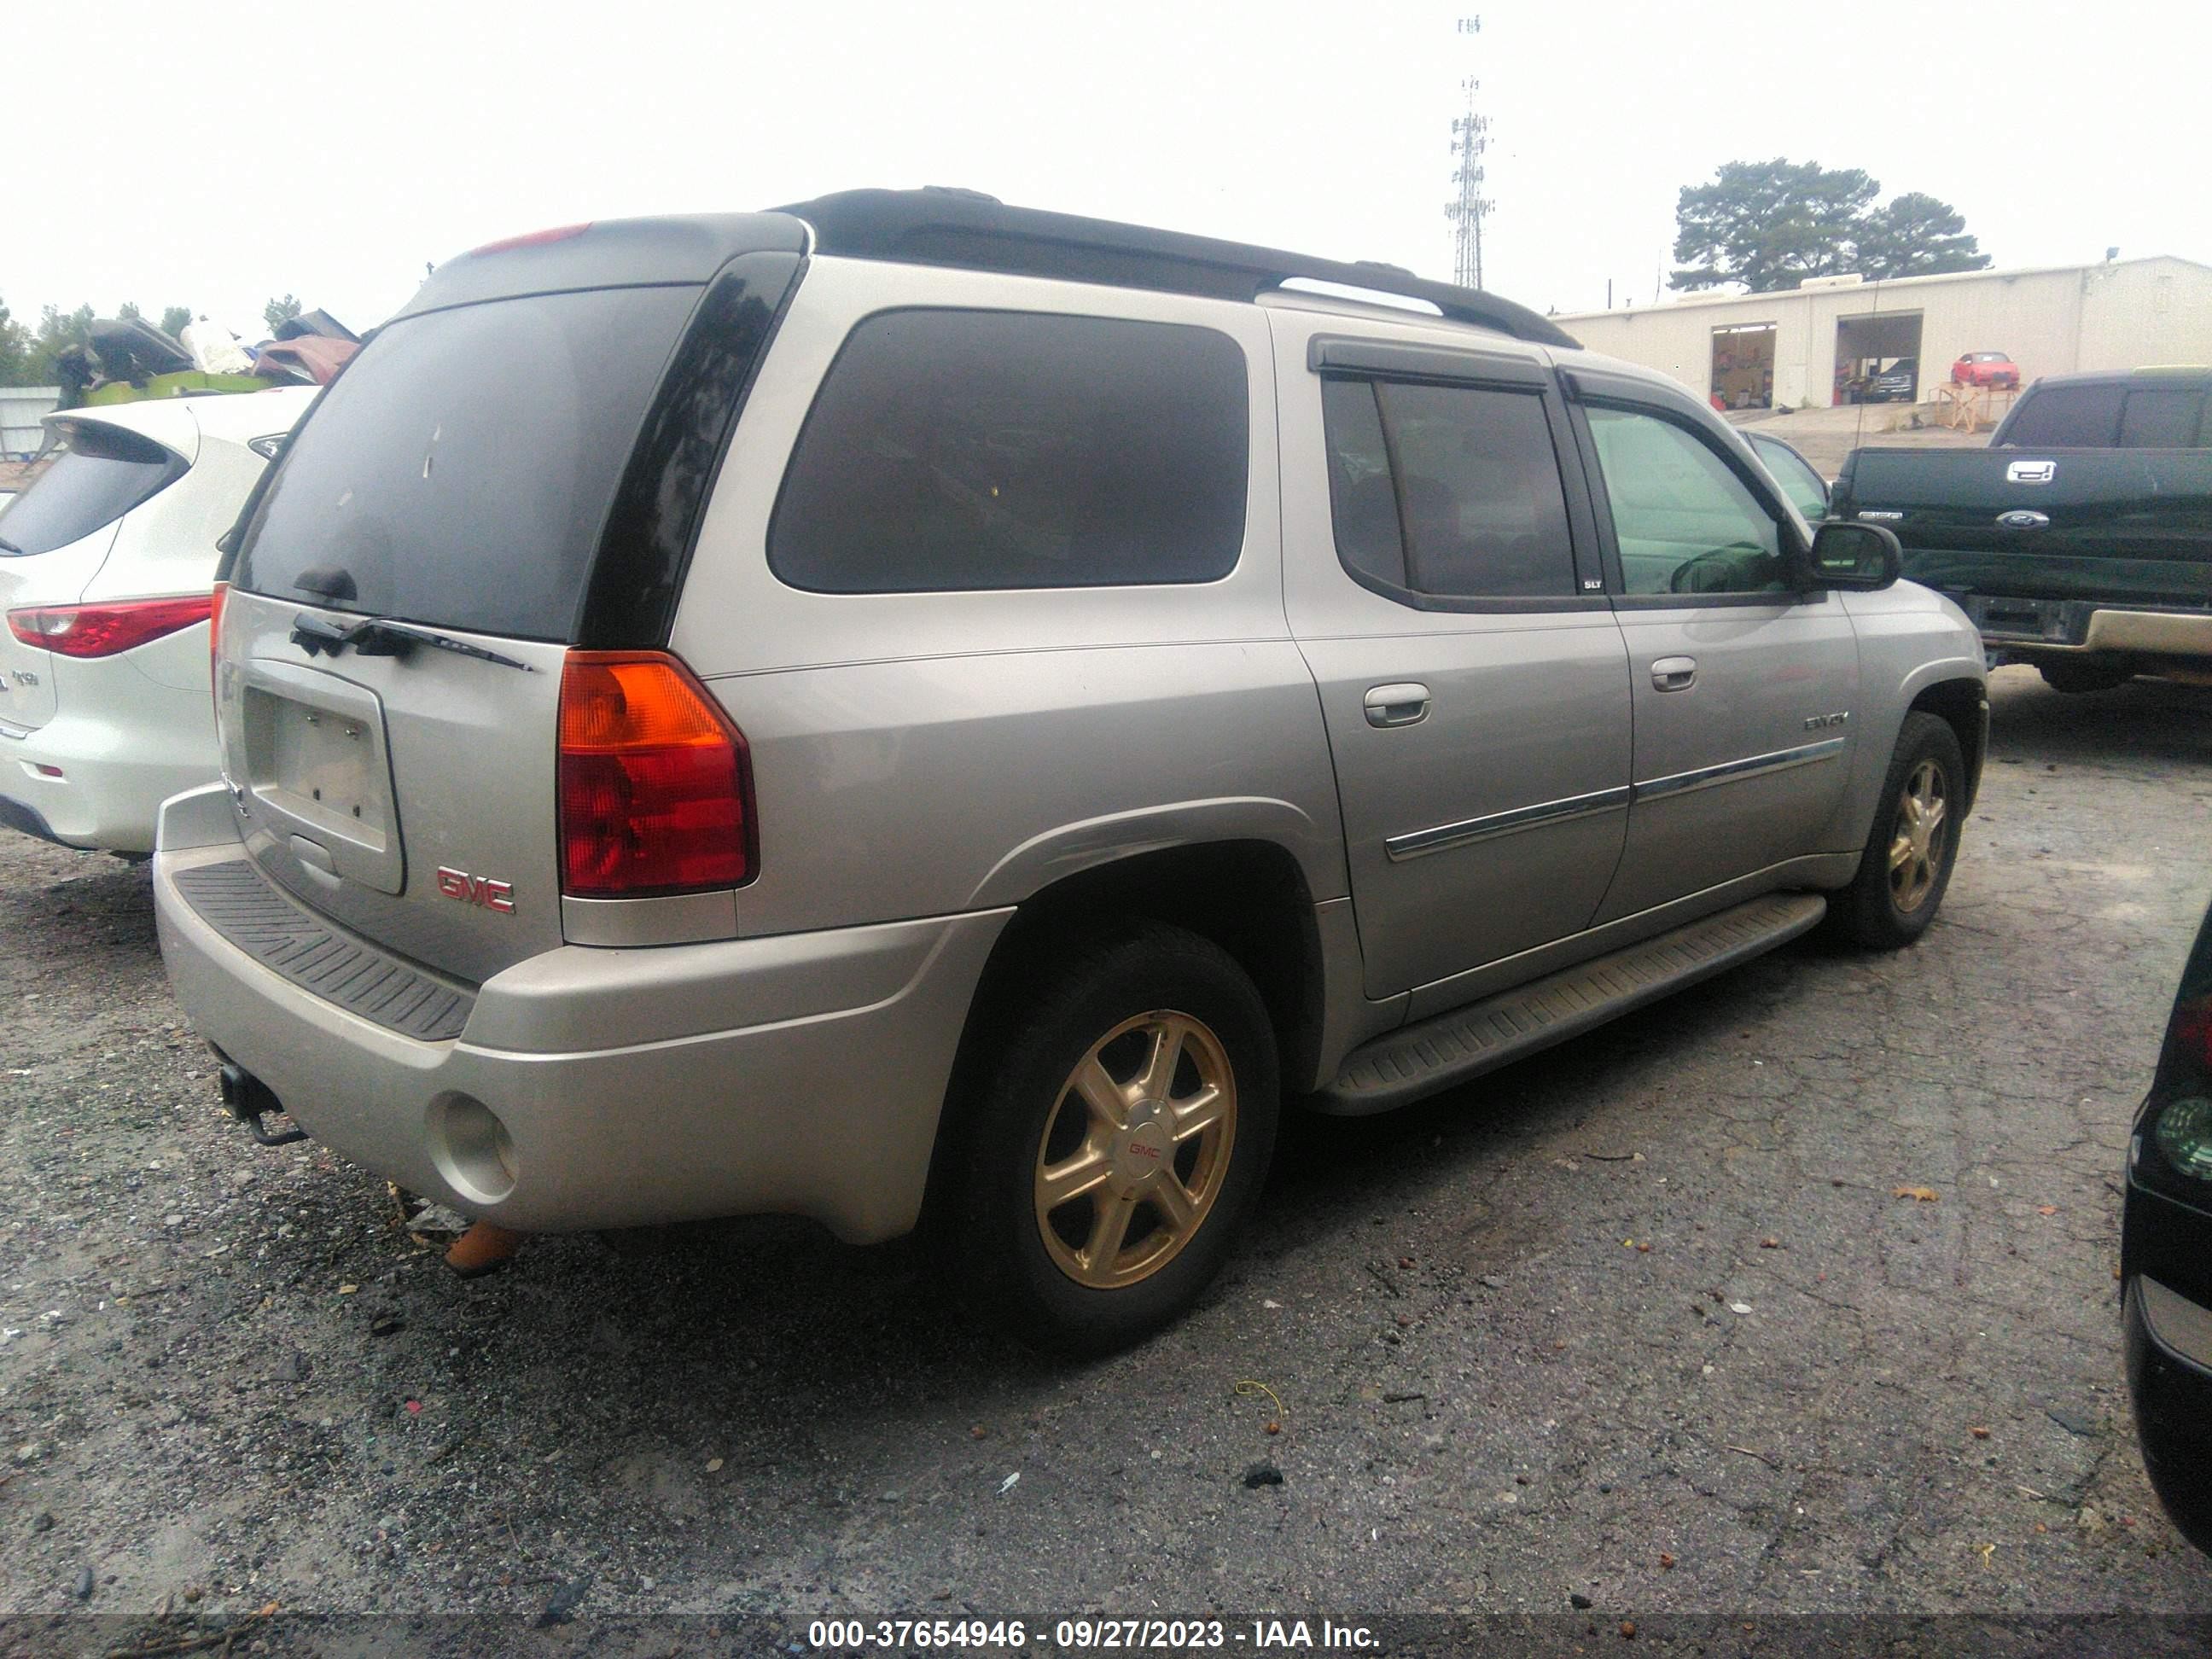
2021,366 -> 2212,391
772,187 -> 1579,351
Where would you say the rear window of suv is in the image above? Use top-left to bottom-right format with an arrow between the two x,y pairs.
769,310 -> 1249,592
0,421 -> 187,558
236,284 -> 699,640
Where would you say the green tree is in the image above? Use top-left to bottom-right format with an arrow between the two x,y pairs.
160,306 -> 195,340
25,304 -> 96,385
1854,191 -> 1992,281
263,293 -> 303,334
1670,159 -> 1988,293
117,300 -> 143,323
0,296 -> 33,386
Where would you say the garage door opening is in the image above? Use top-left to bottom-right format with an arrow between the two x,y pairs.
1710,323 -> 1775,410
1835,311 -> 1924,405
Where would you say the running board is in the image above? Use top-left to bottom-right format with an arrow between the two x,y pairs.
1316,891 -> 1828,1115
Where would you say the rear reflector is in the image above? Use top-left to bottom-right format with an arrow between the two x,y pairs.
9,594 -> 215,658
557,651 -> 754,898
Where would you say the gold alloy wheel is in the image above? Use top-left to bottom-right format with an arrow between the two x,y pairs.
1887,757 -> 1949,914
1033,1010 -> 1237,1289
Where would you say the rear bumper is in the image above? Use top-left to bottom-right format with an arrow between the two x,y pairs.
1949,593 -> 2212,671
2124,1274 -> 2212,1557
0,661 -> 218,853
154,785 -> 1010,1242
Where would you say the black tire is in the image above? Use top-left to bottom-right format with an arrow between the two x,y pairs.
946,922 -> 1278,1356
1831,712 -> 1965,950
2039,660 -> 2130,696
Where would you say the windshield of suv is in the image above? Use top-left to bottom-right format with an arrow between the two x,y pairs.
0,421 -> 187,557
235,283 -> 699,641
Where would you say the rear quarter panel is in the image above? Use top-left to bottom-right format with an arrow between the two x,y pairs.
666,257 -> 1348,938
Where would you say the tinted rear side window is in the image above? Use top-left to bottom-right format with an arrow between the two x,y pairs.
0,422 -> 187,557
1320,377 -> 1575,599
2119,388 -> 2203,448
236,284 -> 698,640
1319,379 -> 1404,588
770,310 -> 1248,592
2002,384 -> 2124,447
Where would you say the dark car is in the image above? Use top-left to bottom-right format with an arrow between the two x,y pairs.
2122,894 -> 2212,1554
1866,357 -> 1919,405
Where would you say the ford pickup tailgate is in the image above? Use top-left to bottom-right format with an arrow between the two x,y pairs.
1837,446 -> 2212,609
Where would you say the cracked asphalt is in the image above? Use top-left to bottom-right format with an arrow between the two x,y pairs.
3,664 -> 2210,1637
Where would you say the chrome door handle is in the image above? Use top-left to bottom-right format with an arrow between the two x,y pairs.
1651,656 -> 1697,692
1363,683 -> 1431,727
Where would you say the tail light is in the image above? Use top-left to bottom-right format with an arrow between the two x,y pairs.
208,582 -> 229,680
2178,998 -> 2212,1077
9,594 -> 215,658
557,650 -> 754,898
2154,1093 -> 2212,1185
2146,998 -> 2212,1185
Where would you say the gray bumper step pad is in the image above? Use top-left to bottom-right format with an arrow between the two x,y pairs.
172,859 -> 476,1042
1319,890 -> 1827,1115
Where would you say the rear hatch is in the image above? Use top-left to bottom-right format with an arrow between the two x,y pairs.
218,216 -> 805,984
1840,445 -> 2212,608
0,416 -> 192,730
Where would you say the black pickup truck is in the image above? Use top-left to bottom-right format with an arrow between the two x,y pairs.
1833,369 -> 2212,692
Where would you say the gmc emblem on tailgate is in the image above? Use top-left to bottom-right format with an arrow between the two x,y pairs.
436,865 -> 515,913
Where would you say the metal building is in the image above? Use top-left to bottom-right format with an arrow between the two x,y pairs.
1554,256 -> 2212,413
1,387 -> 61,460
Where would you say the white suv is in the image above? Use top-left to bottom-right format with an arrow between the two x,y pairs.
0,387 -> 316,852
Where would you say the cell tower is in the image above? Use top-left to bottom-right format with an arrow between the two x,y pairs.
1446,15 -> 1493,290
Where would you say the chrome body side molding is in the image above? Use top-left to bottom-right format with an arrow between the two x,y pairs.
1632,736 -> 1848,802
1385,784 -> 1632,863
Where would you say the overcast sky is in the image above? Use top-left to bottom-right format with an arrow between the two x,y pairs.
9,0 -> 2205,339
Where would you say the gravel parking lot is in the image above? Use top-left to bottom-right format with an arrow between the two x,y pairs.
3,665 -> 2210,1646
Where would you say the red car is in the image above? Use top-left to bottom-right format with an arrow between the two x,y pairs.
1952,351 -> 2020,389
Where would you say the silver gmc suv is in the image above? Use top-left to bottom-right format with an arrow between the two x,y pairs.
154,189 -> 1988,1352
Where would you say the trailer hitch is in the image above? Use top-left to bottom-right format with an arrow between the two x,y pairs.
218,1061 -> 309,1147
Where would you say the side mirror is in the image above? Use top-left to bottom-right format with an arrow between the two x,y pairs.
1807,520 -> 1901,591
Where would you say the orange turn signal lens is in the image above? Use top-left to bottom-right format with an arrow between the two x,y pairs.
556,651 -> 754,898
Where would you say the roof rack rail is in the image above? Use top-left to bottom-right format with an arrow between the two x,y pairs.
771,188 -> 1579,351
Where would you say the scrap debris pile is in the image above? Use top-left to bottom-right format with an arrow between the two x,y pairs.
54,309 -> 359,410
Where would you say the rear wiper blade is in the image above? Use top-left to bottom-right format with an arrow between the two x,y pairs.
0,536 -> 23,556
290,612 -> 535,672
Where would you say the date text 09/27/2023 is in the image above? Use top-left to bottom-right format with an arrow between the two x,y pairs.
806,1618 -> 1379,1650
